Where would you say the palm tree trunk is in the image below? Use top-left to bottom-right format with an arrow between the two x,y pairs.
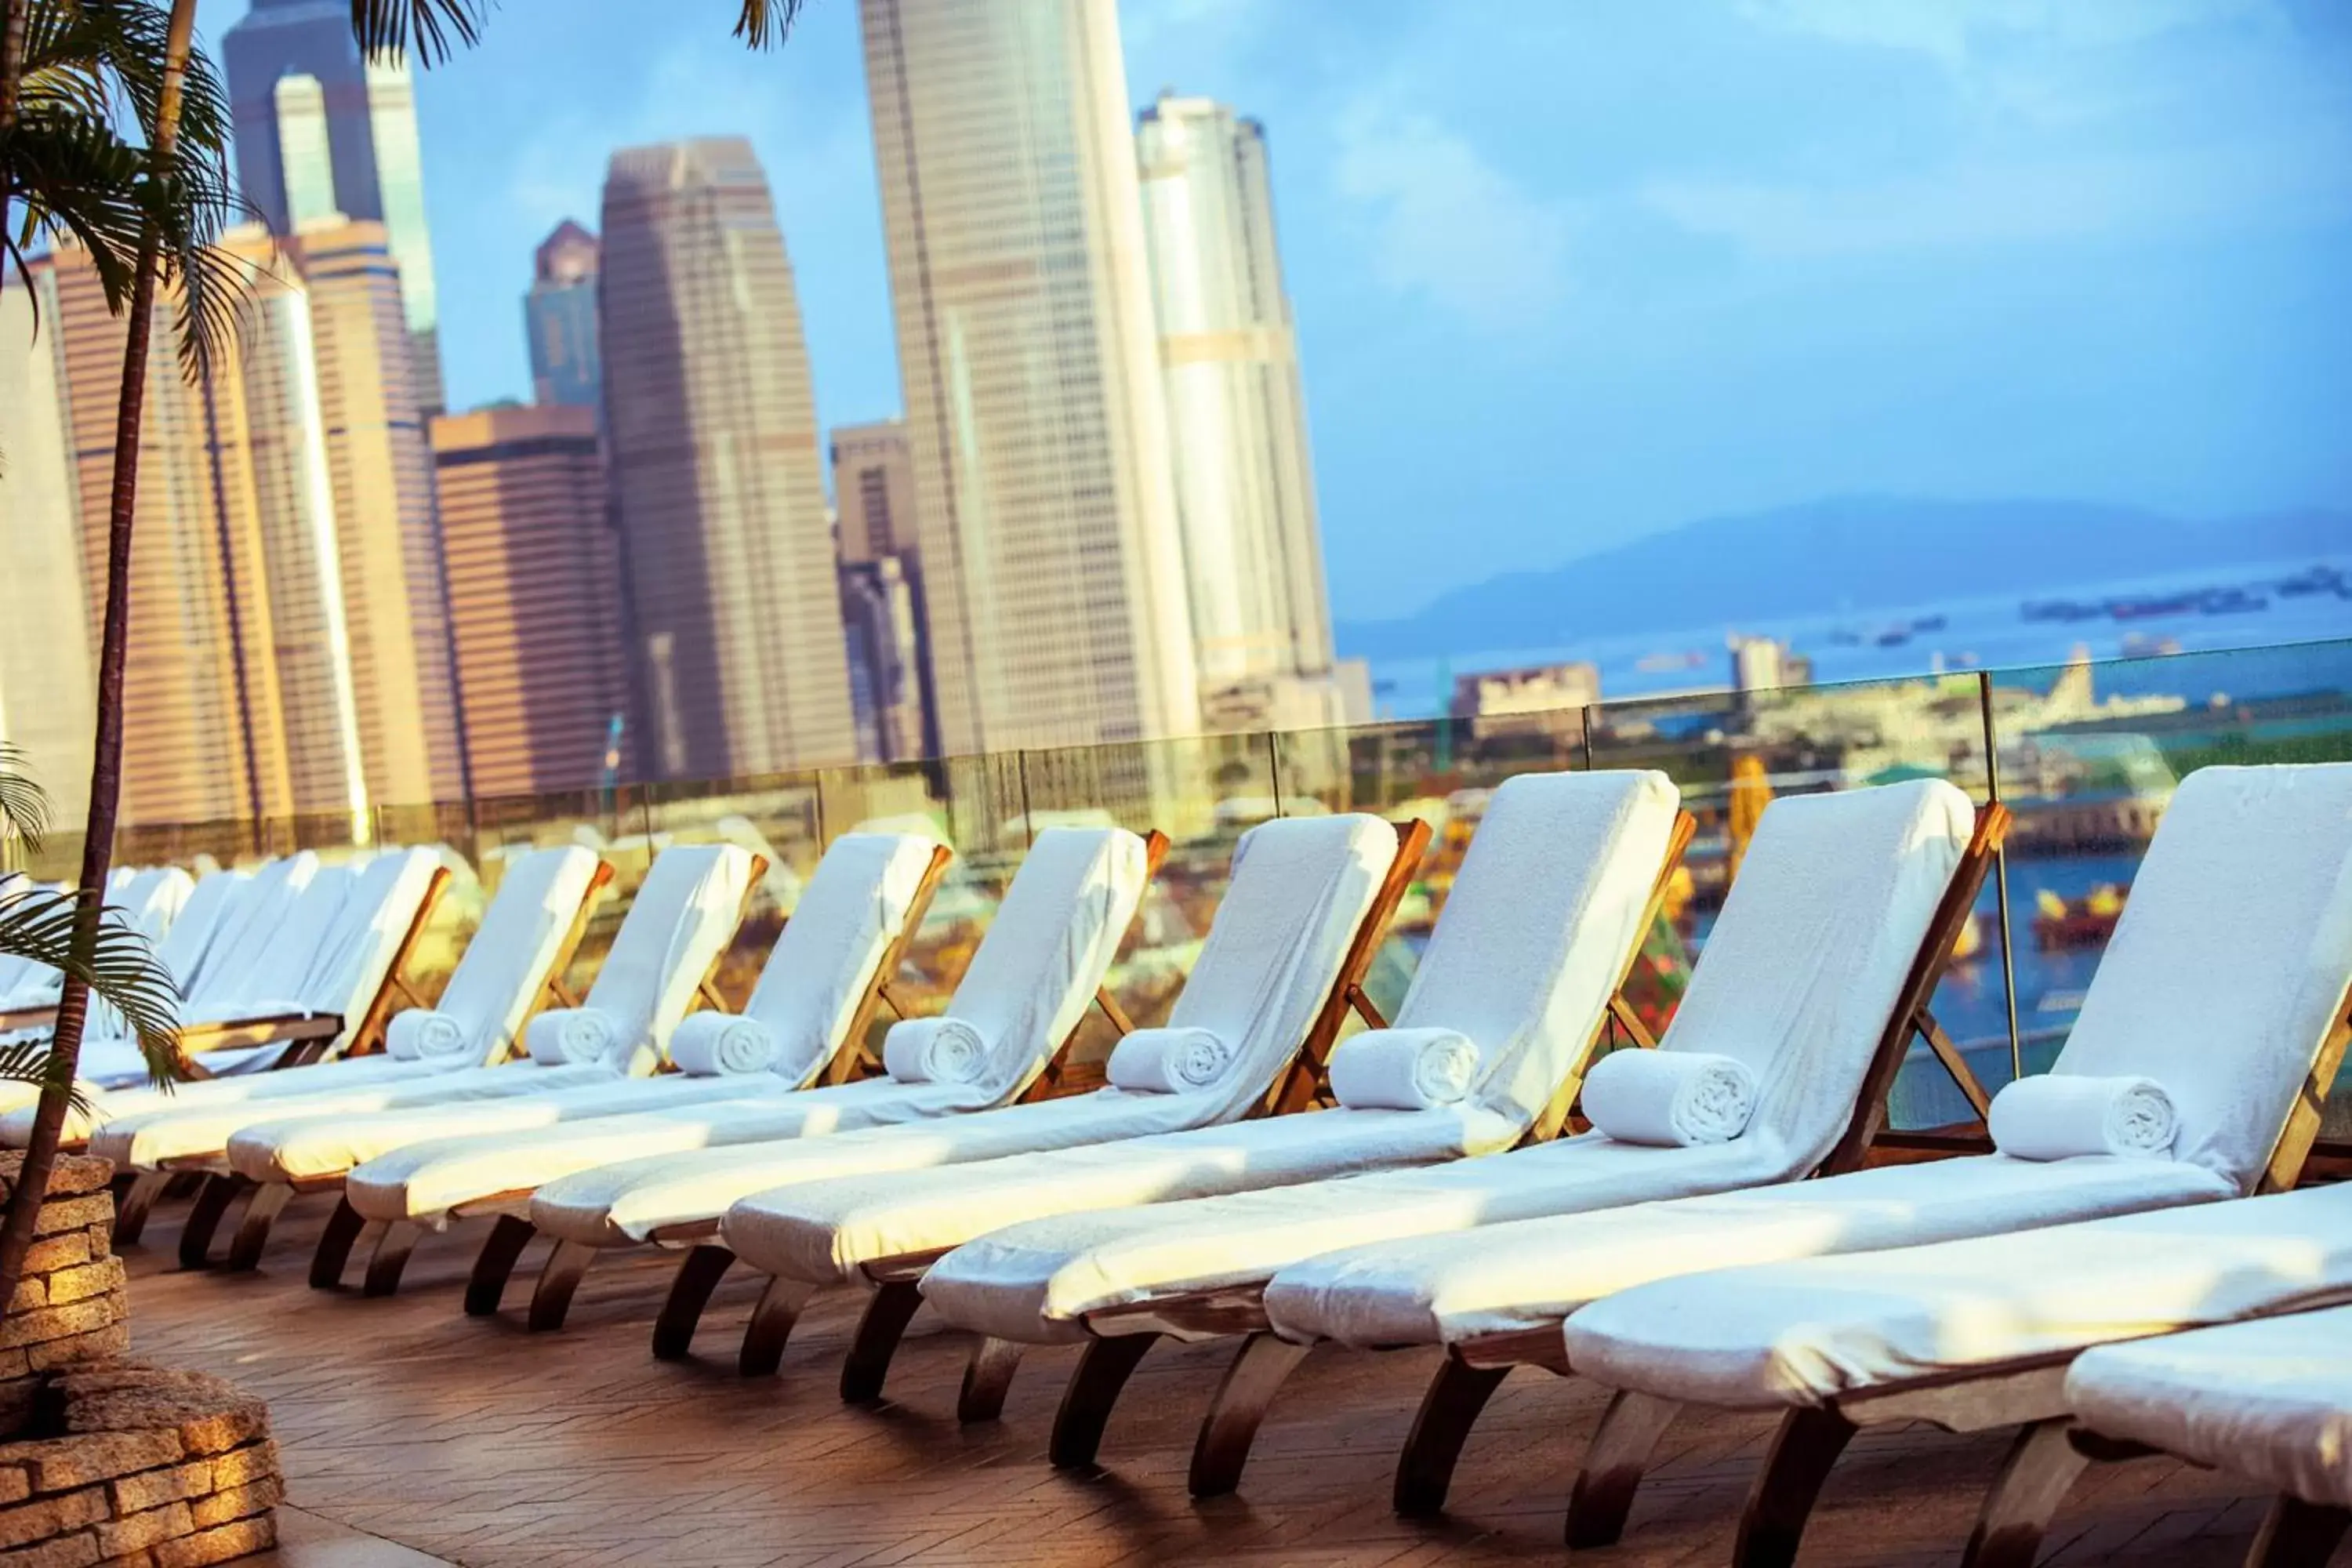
0,0 -> 198,1313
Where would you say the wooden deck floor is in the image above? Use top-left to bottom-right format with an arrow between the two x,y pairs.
120,1192 -> 2296,1568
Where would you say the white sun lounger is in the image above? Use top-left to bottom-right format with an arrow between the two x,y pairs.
2068,1299 -> 2352,1568
0,866 -> 193,1027
528,812 -> 1425,1367
1564,1184 -> 2352,1568
347,826 -> 1160,1323
922,778 -> 2000,1486
749,771 -> 1692,1410
459,824 -> 1171,1330
209,843 -> 761,1283
304,831 -> 961,1297
85,846 -> 612,1248
1267,762 -> 2352,1537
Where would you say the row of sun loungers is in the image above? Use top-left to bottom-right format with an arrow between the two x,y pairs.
23,760 -> 2352,1567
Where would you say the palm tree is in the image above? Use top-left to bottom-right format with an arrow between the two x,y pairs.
344,0 -> 804,59
0,0 -> 241,1314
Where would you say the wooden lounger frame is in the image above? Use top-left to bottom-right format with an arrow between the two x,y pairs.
1058,800 -> 2006,1508
1022,810 -> 1721,1483
497,829 -> 1177,1338
140,856 -> 619,1262
642,820 -> 1425,1378
1696,978 -> 2352,1568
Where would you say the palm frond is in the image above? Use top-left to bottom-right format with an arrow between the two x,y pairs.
2,110 -> 148,309
0,887 -> 183,1089
732,0 -> 807,49
0,1040 -> 91,1120
0,745 -> 49,851
347,0 -> 488,66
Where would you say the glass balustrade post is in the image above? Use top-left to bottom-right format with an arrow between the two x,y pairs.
1978,669 -> 2023,1083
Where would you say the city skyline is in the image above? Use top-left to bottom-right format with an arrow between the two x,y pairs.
240,0 -> 2352,626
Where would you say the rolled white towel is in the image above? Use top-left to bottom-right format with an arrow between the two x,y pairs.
880,1016 -> 989,1085
526,1007 -> 622,1067
385,1010 -> 473,1062
1105,1026 -> 1232,1094
1327,1028 -> 1481,1111
1989,1073 -> 2177,1161
670,1011 -> 782,1078
1581,1048 -> 1758,1146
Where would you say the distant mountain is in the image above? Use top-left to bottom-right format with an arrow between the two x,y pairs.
1334,498 -> 2352,662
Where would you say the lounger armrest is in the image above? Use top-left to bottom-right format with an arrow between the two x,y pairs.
179,1012 -> 344,1056
0,1007 -> 58,1035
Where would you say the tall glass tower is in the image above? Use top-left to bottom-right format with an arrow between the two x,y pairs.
223,0 -> 443,409
859,0 -> 1200,757
599,139 -> 855,779
1137,94 -> 1334,696
524,220 -> 602,410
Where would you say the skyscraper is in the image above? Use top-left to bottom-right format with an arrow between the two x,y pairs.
430,403 -> 629,796
1136,93 -> 1334,699
290,217 -> 469,806
599,138 -> 855,779
830,419 -> 917,565
0,285 -> 97,826
206,227 -> 373,828
524,220 -> 602,410
859,0 -> 1199,756
34,247 -> 299,829
222,0 -> 443,407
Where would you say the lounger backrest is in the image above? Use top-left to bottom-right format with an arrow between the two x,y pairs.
154,870 -> 249,996
2047,764 -> 2352,1191
181,852 -> 321,1013
210,862 -> 359,1014
430,844 -> 604,1064
1156,813 -> 1398,1119
292,848 -> 441,1029
1650,779 -> 1976,1167
738,833 -> 941,1081
935,826 -> 1149,1090
584,843 -> 755,1062
1394,771 -> 1681,1127
111,866 -> 191,946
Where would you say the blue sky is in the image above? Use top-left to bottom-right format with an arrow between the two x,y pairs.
194,0 -> 2352,622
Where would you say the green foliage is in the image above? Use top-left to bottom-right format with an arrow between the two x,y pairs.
0,743 -> 49,851
0,884 -> 183,1094
3,0 -> 249,382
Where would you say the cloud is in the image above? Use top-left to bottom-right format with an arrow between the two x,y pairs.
1330,96 -> 1571,335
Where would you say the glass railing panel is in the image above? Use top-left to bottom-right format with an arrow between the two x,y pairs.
1588,667 -> 2005,1127
1987,638 -> 2352,1136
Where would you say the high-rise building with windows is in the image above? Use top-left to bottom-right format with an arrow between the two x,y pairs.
858,0 -> 1198,757
1136,93 -> 1334,702
830,419 -> 917,566
598,138 -> 855,779
206,228 -> 374,829
223,0 -> 443,407
290,218 -> 470,805
0,285 -> 97,826
32,248 -> 299,829
524,220 -> 603,411
430,404 -> 629,796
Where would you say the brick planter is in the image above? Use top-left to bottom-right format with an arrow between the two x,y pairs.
0,1156 -> 278,1567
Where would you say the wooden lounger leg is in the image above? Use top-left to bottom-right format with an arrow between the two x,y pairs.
465,1216 -> 537,1317
840,1280 -> 924,1404
1189,1333 -> 1312,1497
362,1221 -> 422,1297
739,1276 -> 818,1376
113,1171 -> 170,1246
177,1174 -> 250,1269
1962,1417 -> 2089,1568
1733,1407 -> 1858,1568
224,1182 -> 292,1272
308,1199 -> 368,1290
653,1245 -> 735,1361
528,1240 -> 598,1331
2249,1496 -> 2352,1568
1049,1333 -> 1160,1470
958,1337 -> 1025,1424
1395,1359 -> 1511,1517
1565,1389 -> 1685,1547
